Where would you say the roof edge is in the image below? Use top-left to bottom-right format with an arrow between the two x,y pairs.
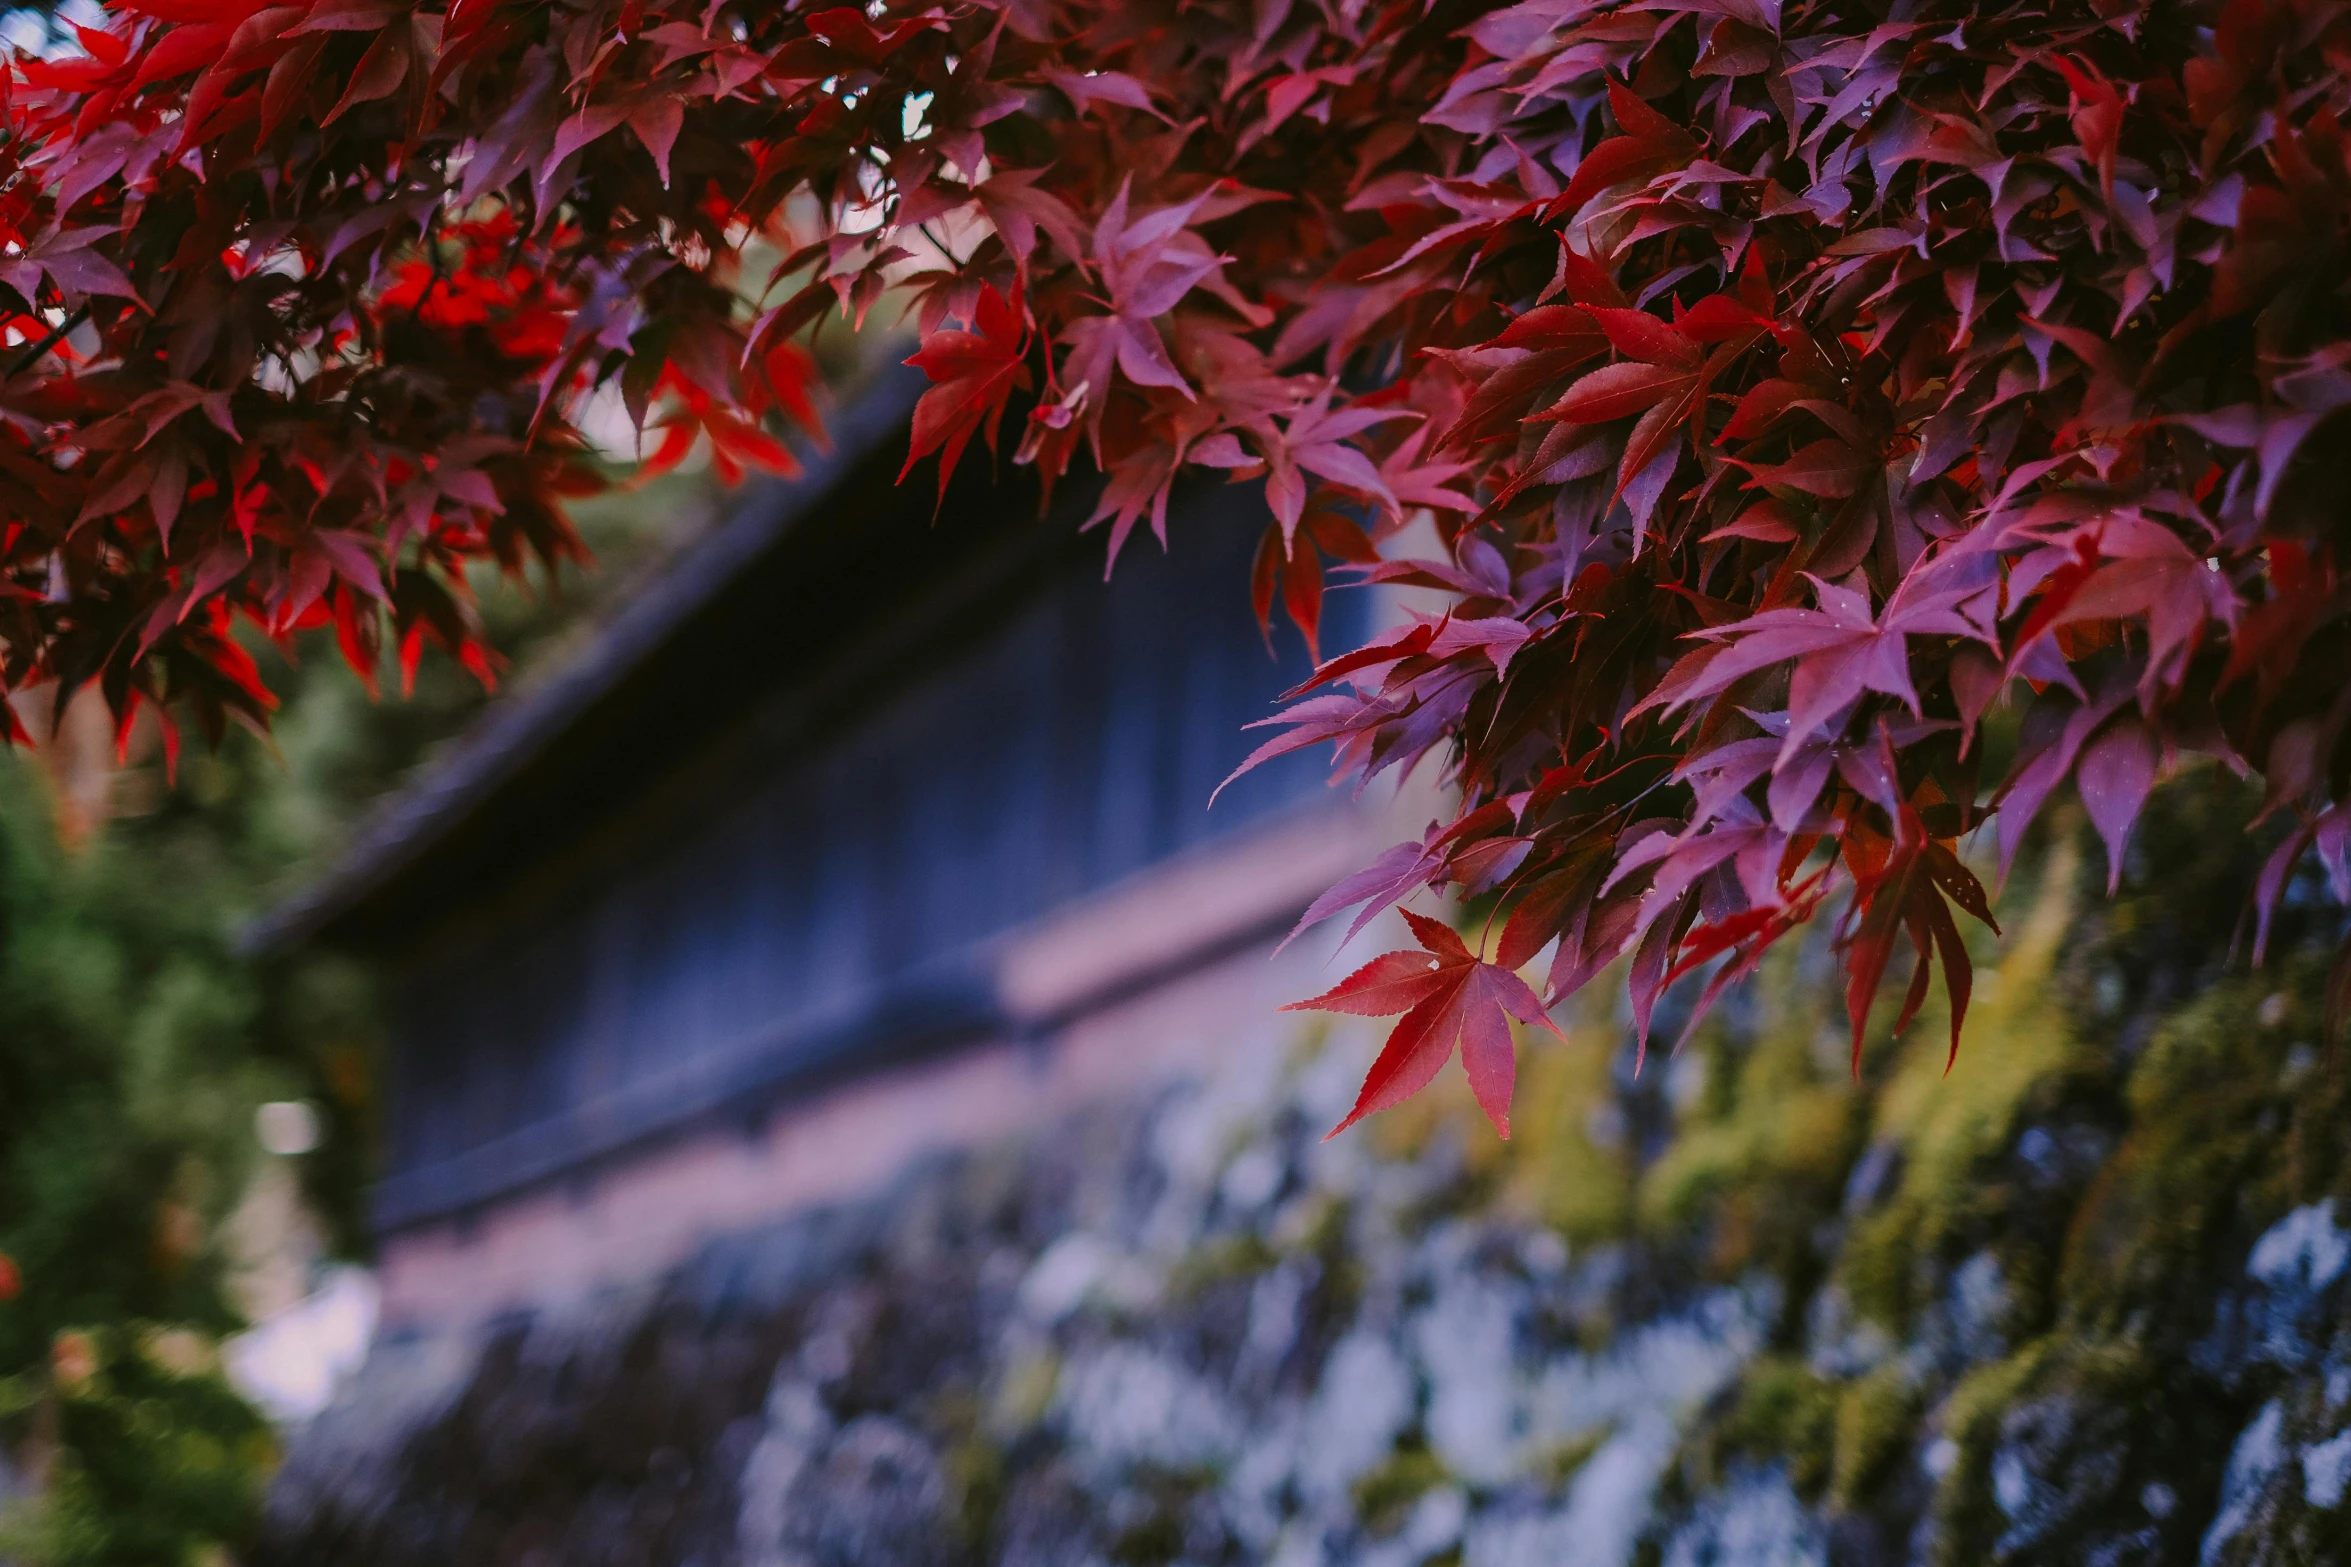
245,363 -> 928,955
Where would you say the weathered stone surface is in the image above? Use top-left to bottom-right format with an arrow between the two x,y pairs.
262,798 -> 2351,1566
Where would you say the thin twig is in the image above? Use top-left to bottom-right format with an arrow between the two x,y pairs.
917,221 -> 965,268
6,304 -> 90,380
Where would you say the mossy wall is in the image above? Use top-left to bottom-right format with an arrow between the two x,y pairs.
264,778 -> 2351,1565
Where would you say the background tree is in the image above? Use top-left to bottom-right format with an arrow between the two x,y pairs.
0,425 -> 765,1561
0,0 -> 2344,1140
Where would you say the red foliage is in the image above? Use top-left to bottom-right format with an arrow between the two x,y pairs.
7,0 -> 2351,1135
1287,908 -> 1564,1139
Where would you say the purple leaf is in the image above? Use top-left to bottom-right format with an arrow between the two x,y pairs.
2077,716 -> 2160,893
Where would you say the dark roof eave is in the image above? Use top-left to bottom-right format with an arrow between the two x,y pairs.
244,365 -> 928,956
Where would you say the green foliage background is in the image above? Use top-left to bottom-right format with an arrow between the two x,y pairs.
0,471 -> 718,1565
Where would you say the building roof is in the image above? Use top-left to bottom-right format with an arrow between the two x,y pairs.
249,363 -> 1049,955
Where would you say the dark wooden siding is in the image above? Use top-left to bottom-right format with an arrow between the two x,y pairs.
376,502 -> 1357,1226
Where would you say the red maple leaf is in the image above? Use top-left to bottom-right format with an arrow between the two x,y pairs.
1536,298 -> 1763,508
1285,909 -> 1564,1140
901,280 -> 1031,501
1834,801 -> 1998,1079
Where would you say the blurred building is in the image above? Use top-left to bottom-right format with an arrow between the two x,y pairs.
258,367 -> 1397,1332
248,377 -> 2351,1567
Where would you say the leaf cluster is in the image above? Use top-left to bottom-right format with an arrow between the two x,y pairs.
7,0 -> 2351,1134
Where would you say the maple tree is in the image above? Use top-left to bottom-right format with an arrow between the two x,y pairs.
3,0 -> 2349,1140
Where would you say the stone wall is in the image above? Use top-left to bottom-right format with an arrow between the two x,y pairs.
261,789 -> 2351,1566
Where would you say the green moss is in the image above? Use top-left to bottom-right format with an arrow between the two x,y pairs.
1107,1467 -> 1218,1564
1286,782 -> 2348,1562
1351,1440 -> 1452,1537
986,1349 -> 1059,1435
1502,995 -> 1636,1244
922,1388 -> 1006,1554
1533,1426 -> 1612,1493
1268,1191 -> 1368,1331
1635,941 -> 1862,1281
1927,1339 -> 2054,1561
1283,1015 -> 1337,1078
1836,834 -> 2089,1329
1714,1358 -> 1837,1498
1830,1363 -> 1919,1509
2060,962 -> 2344,1337
1108,1525 -> 1179,1565
943,1432 -> 1006,1554
1920,1337 -> 2231,1566
1835,1212 -> 1912,1334
1108,1507 -> 1185,1566
1364,1064 -> 1459,1168
1169,1232 -> 1278,1298
1271,1189 -> 1341,1253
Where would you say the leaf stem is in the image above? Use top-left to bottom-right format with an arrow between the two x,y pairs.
6,305 -> 91,380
